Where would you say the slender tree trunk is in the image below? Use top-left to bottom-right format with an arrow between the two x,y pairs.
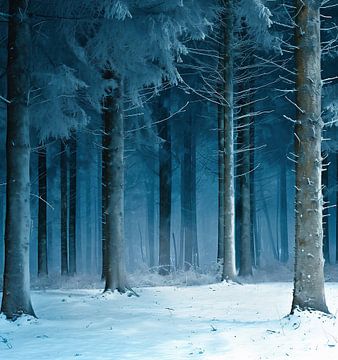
68,133 -> 77,275
260,183 -> 279,260
182,117 -> 198,270
322,152 -> 329,263
280,159 -> 289,263
103,82 -> 128,292
221,0 -> 236,281
238,102 -> 253,276
60,141 -> 68,275
183,118 -> 193,270
217,100 -> 225,264
158,101 -> 172,276
146,178 -> 155,268
38,145 -> 48,276
1,1 -> 35,319
85,172 -> 92,273
179,169 -> 185,269
291,0 -> 328,313
101,117 -> 108,279
191,123 -> 198,268
250,116 -> 259,266
237,19 -> 253,276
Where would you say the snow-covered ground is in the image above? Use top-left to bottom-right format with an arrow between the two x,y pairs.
1,282 -> 338,359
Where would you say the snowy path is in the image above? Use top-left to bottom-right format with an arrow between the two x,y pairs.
1,283 -> 338,359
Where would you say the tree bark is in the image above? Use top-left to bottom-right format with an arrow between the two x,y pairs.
1,0 -> 35,319
158,100 -> 172,275
38,145 -> 48,276
250,115 -> 259,266
103,82 -> 128,292
291,0 -> 328,313
146,178 -> 155,268
68,133 -> 77,275
191,123 -> 198,268
182,116 -> 198,270
101,115 -> 109,279
237,101 -> 253,276
237,19 -> 253,277
85,171 -> 93,273
322,152 -> 329,263
217,99 -> 225,264
183,118 -> 193,270
280,159 -> 289,263
60,141 -> 68,275
221,0 -> 236,281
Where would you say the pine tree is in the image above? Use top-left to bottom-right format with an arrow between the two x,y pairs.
220,0 -> 236,281
1,0 -> 35,319
38,144 -> 48,276
291,0 -> 329,314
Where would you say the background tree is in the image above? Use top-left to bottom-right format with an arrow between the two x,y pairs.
38,143 -> 48,276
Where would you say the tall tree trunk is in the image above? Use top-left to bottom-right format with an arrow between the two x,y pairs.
68,133 -> 77,275
191,122 -> 198,268
179,165 -> 185,269
291,0 -> 328,313
103,82 -> 128,292
322,152 -> 329,263
158,101 -> 172,275
146,178 -> 155,268
38,144 -> 48,276
85,172 -> 93,273
60,141 -> 68,275
250,116 -> 259,266
237,20 -> 253,277
183,118 -> 193,270
182,117 -> 198,270
237,102 -> 253,276
280,159 -> 289,263
1,0 -> 35,319
217,100 -> 225,264
101,119 -> 108,279
221,0 -> 236,281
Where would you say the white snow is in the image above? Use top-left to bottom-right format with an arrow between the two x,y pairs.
1,282 -> 338,359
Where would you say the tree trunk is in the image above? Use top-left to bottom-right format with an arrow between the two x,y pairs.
217,99 -> 225,264
237,103 -> 253,276
221,0 -> 236,281
179,167 -> 185,269
158,101 -> 172,275
146,178 -> 155,268
1,0 -> 35,319
68,133 -> 77,275
322,152 -> 329,263
60,141 -> 68,275
280,159 -> 289,263
103,82 -> 128,292
101,119 -> 108,278
38,144 -> 48,276
85,172 -> 93,273
250,115 -> 259,266
191,123 -> 199,268
183,118 -> 193,270
291,0 -> 328,313
182,116 -> 198,270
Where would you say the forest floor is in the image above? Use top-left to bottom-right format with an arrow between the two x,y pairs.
1,282 -> 338,359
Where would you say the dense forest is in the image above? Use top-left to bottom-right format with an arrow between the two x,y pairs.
0,0 -> 338,358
